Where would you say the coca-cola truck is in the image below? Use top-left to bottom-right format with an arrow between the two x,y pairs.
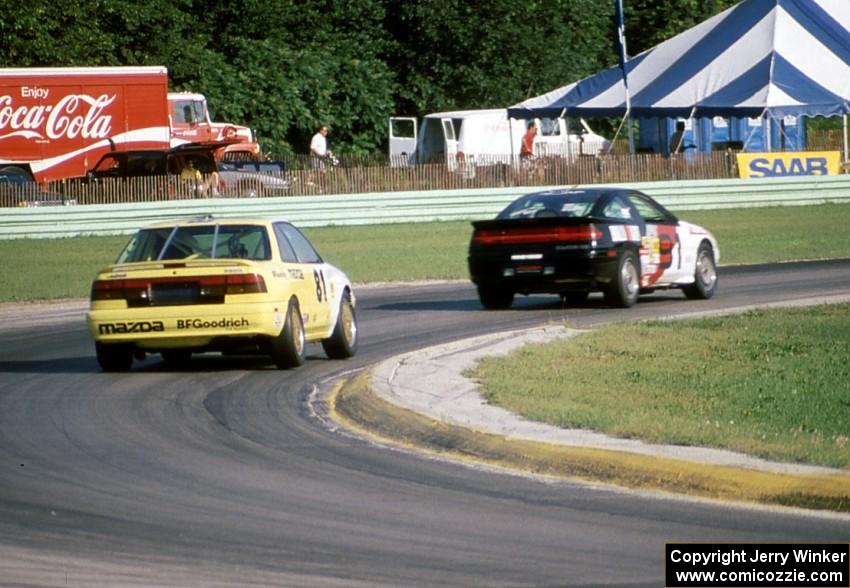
0,66 -> 256,184
0,66 -> 172,183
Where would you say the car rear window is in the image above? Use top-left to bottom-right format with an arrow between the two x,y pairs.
117,225 -> 271,263
497,192 -> 600,220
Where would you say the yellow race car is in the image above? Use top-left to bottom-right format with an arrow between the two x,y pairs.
87,216 -> 357,371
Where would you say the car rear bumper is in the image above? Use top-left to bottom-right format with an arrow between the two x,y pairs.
468,249 -> 620,294
87,301 -> 287,348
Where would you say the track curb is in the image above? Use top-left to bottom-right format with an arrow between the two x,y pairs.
328,315 -> 850,513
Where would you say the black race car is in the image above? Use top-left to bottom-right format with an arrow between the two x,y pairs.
468,188 -> 719,309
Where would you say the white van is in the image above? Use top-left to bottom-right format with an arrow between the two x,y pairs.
389,108 -> 609,169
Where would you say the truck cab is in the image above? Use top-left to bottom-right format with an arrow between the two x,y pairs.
168,92 -> 255,148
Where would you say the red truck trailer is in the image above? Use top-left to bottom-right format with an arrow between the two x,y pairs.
0,66 -> 257,184
0,66 -> 172,183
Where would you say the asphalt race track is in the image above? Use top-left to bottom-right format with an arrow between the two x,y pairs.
1,260 -> 849,587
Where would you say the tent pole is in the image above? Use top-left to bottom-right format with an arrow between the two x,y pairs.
615,0 -> 634,153
509,113 -> 516,165
559,108 -> 570,160
843,114 -> 848,164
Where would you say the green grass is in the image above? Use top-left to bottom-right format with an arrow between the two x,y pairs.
470,305 -> 850,468
1,202 -> 850,302
680,202 -> 850,264
0,235 -> 129,303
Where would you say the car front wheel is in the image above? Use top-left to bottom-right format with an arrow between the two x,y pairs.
605,251 -> 640,308
322,291 -> 358,359
684,242 -> 718,299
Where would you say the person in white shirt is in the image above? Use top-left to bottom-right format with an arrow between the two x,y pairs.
310,125 -> 332,169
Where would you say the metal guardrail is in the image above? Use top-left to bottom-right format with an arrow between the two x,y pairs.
1,175 -> 849,239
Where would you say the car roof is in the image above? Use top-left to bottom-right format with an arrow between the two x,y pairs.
520,187 -> 637,199
138,216 -> 291,230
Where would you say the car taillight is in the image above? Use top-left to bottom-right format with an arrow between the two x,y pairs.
472,224 -> 601,246
221,273 -> 267,295
90,274 -> 267,301
91,279 -> 129,301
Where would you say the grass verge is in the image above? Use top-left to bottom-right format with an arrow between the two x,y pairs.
2,202 -> 850,302
332,371 -> 850,512
471,304 -> 850,469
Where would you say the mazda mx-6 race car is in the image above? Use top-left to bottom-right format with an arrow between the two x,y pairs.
87,216 -> 357,371
468,188 -> 719,309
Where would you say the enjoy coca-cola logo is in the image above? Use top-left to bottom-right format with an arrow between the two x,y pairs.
0,93 -> 116,141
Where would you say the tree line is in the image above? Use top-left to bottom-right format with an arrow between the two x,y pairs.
0,0 -> 737,157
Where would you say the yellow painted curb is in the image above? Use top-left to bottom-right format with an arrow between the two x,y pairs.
330,370 -> 850,513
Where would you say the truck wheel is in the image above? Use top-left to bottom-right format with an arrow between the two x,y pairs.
684,242 -> 718,300
0,165 -> 32,179
322,291 -> 358,359
477,285 -> 514,310
96,342 -> 133,372
604,251 -> 640,308
269,299 -> 306,369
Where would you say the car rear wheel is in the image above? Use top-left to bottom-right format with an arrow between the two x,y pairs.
96,342 -> 133,372
477,285 -> 514,310
605,251 -> 640,308
684,242 -> 718,300
269,298 -> 306,369
322,291 -> 358,359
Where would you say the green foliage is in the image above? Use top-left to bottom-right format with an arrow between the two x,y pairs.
0,1 -> 746,154
621,0 -> 739,55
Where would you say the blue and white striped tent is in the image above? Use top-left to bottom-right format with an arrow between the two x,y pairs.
508,0 -> 850,120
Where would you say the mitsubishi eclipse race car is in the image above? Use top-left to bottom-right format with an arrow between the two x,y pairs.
87,216 -> 357,371
468,188 -> 719,309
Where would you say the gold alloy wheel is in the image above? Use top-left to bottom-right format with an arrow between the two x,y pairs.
291,303 -> 305,357
340,299 -> 357,347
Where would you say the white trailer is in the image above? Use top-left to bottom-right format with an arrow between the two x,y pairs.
389,108 -> 609,169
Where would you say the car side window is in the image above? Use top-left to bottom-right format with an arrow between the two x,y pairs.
275,222 -> 322,264
626,193 -> 673,223
273,223 -> 298,262
601,195 -> 636,221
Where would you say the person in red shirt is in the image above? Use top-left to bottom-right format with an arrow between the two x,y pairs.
520,121 -> 537,160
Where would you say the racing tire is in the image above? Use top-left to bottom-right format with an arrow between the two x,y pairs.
322,291 -> 358,359
684,242 -> 718,300
161,349 -> 192,366
96,342 -> 134,372
269,298 -> 306,369
604,250 -> 640,308
477,285 -> 514,310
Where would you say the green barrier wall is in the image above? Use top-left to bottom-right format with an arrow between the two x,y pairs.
2,175 -> 849,239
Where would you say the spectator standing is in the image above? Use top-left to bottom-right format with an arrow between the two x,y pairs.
310,125 -> 333,169
669,121 -> 686,155
520,121 -> 537,160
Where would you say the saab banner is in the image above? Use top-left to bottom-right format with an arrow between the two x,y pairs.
737,151 -> 841,179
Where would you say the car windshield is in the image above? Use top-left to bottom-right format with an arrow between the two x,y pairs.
497,191 -> 603,220
117,224 -> 271,262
